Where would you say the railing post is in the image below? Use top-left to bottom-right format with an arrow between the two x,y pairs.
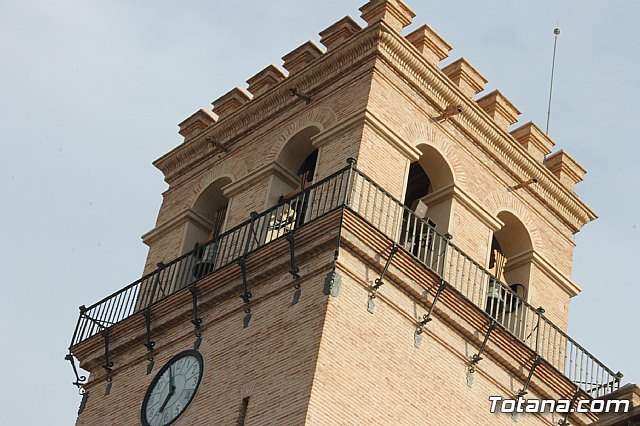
614,371 -> 623,392
244,212 -> 259,256
345,157 -> 357,207
534,306 -> 545,353
148,262 -> 166,308
440,233 -> 453,281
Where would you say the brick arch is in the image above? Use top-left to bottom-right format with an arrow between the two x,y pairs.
266,107 -> 339,162
188,158 -> 249,207
400,121 -> 467,188
483,191 -> 543,251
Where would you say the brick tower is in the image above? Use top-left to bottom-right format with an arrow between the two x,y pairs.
67,1 -> 623,425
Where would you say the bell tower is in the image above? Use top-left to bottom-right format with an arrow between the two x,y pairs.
67,1 -> 623,425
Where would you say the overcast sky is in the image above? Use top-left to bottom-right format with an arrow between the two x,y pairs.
1,1 -> 638,424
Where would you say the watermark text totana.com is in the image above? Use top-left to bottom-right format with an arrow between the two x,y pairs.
489,396 -> 629,414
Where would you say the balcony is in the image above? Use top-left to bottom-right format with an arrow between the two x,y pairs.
68,161 -> 621,400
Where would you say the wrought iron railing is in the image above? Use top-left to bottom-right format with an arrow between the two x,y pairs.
70,165 -> 352,348
347,170 -> 621,398
69,161 -> 620,398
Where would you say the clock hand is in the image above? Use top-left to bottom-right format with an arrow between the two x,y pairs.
159,366 -> 176,413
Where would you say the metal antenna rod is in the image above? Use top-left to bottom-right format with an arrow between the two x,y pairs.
545,27 -> 561,135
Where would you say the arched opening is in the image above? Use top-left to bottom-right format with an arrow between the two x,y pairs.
403,145 -> 455,231
400,145 -> 455,267
261,127 -> 320,243
485,211 -> 533,336
490,211 -> 533,288
269,126 -> 320,205
183,177 -> 232,255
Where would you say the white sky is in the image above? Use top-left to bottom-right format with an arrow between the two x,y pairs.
1,1 -> 638,424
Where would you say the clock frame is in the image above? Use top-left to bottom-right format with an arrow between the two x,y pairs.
140,349 -> 204,426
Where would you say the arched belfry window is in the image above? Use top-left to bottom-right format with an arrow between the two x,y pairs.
182,177 -> 231,255
398,147 -> 455,274
403,145 -> 455,232
489,211 -> 533,290
404,162 -> 431,210
485,211 -> 533,335
400,146 -> 455,261
268,126 -> 320,205
295,149 -> 318,194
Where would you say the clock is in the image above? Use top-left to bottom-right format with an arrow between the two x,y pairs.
141,350 -> 204,426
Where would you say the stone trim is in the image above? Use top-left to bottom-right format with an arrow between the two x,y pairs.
282,41 -> 324,74
153,26 -> 382,183
222,161 -> 298,201
221,162 -> 290,198
531,251 -> 582,298
441,57 -> 487,99
310,110 -> 365,149
482,190 -> 544,251
178,108 -> 218,140
452,186 -> 503,232
511,121 -> 555,164
141,208 -> 211,247
319,16 -> 362,51
156,21 -> 596,232
211,87 -> 252,118
362,109 -> 421,161
399,120 -> 468,188
405,24 -> 451,65
476,89 -> 521,132
544,150 -> 586,191
359,0 -> 415,33
246,65 -> 287,98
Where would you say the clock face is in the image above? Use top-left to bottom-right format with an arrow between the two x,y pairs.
141,350 -> 204,426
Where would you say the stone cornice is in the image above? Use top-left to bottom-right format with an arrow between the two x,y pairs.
452,186 -> 503,232
153,26 -> 383,184
373,24 -> 597,233
531,251 -> 582,298
421,183 -> 454,206
423,184 -> 504,233
311,110 -> 366,149
221,161 -> 296,198
363,109 -> 421,161
141,208 -> 211,248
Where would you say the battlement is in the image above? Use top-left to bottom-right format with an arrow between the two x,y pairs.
173,0 -> 586,195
